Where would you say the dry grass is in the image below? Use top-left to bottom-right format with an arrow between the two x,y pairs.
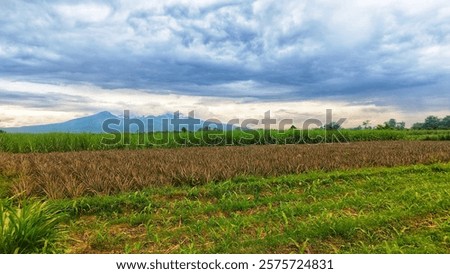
0,141 -> 449,199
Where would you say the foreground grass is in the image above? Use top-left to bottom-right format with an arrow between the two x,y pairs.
0,200 -> 66,253
44,162 -> 450,254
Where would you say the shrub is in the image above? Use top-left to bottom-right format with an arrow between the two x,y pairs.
0,200 -> 66,253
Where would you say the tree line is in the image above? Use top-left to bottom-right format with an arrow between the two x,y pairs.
354,115 -> 450,130
411,115 -> 450,130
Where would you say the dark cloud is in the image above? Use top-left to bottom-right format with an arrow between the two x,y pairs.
0,0 -> 449,112
0,89 -> 93,111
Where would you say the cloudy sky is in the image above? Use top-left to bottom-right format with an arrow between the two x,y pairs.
1,0 -> 449,128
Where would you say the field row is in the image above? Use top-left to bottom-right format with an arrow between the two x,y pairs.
0,129 -> 449,153
1,141 -> 449,199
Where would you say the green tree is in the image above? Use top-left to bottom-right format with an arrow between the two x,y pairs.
324,122 -> 341,130
382,119 -> 405,130
396,121 -> 405,130
423,116 -> 441,129
440,116 -> 450,129
411,123 -> 424,130
384,119 -> 397,129
362,120 -> 371,129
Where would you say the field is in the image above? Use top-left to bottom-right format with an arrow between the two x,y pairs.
1,141 -> 449,199
59,163 -> 450,253
0,134 -> 449,254
1,129 -> 449,153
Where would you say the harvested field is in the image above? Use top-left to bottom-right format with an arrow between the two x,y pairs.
0,141 -> 449,199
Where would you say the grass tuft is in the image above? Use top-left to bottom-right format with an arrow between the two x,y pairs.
0,199 -> 66,253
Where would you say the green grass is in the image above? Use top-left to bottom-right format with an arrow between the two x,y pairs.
1,129 -> 449,153
0,200 -> 66,254
41,162 -> 450,254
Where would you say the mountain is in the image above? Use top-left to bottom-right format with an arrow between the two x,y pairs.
1,111 -> 235,133
2,111 -> 118,133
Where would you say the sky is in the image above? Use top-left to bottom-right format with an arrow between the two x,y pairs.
1,0 -> 449,128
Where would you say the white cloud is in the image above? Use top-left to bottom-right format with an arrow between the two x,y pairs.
419,45 -> 450,71
54,3 -> 111,24
1,79 -> 444,128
